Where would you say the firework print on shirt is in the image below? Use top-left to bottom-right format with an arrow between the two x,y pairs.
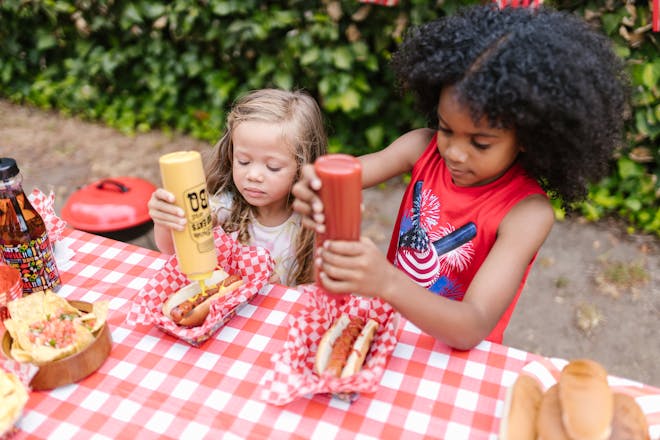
394,181 -> 476,300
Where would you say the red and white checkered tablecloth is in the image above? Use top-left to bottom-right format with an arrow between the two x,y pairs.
6,228 -> 660,439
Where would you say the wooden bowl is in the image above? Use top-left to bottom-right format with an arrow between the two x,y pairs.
1,300 -> 112,390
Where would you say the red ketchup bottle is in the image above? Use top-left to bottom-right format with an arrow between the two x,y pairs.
0,157 -> 61,294
314,154 -> 362,289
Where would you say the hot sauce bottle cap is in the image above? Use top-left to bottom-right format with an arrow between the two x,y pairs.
0,158 -> 20,180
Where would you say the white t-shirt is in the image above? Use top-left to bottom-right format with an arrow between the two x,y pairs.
210,193 -> 300,286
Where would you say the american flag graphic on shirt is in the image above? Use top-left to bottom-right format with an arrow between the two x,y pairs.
394,181 -> 476,299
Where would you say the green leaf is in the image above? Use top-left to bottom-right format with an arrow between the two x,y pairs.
36,33 -> 56,51
365,125 -> 384,149
617,157 -> 643,180
591,188 -> 620,209
641,62 -> 660,89
337,88 -> 360,112
332,47 -> 352,70
300,48 -> 320,66
581,201 -> 602,221
273,70 -> 293,90
624,198 -> 642,212
123,4 -> 143,25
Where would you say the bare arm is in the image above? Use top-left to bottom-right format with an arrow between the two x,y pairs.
318,194 -> 555,349
359,128 -> 435,188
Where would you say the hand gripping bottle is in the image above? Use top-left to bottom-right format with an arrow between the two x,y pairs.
0,157 -> 61,294
159,151 -> 217,284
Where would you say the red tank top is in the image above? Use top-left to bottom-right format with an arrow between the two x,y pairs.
386,136 -> 546,343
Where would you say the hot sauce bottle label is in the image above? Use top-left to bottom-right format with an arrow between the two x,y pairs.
1,231 -> 61,293
182,182 -> 214,253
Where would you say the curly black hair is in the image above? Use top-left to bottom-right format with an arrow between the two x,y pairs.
390,5 -> 630,204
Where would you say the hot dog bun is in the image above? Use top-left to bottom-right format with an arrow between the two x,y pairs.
558,359 -> 613,440
537,385 -> 570,440
162,269 -> 243,327
499,374 -> 543,440
314,313 -> 378,378
610,393 -> 650,440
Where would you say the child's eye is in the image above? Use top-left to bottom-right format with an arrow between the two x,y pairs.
472,140 -> 490,150
267,165 -> 282,172
437,126 -> 451,135
236,159 -> 249,166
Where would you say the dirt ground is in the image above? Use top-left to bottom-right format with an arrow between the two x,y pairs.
2,100 -> 658,387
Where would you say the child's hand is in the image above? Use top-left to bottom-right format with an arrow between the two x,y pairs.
148,188 -> 186,231
316,237 -> 394,298
291,164 -> 326,233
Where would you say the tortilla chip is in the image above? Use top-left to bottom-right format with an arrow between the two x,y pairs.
7,290 -> 79,323
4,291 -> 108,364
0,370 -> 29,435
78,300 -> 109,334
43,290 -> 80,316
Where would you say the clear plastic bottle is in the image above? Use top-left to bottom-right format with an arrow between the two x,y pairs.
0,157 -> 61,294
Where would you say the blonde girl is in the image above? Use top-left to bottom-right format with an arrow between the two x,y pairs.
149,88 -> 327,285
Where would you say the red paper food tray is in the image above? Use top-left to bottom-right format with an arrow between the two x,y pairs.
126,228 -> 274,346
260,285 -> 400,405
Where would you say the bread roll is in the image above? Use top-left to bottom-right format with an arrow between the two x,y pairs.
499,374 -> 543,440
558,359 -> 613,440
537,384 -> 571,440
609,393 -> 650,440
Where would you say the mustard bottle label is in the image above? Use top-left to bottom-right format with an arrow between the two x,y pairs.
181,182 -> 214,252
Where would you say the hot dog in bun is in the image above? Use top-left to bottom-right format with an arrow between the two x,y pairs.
314,313 -> 378,378
162,269 -> 243,327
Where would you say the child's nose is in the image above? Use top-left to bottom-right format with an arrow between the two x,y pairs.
246,165 -> 264,181
445,142 -> 468,163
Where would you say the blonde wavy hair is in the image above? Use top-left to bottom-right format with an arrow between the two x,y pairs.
204,88 -> 327,285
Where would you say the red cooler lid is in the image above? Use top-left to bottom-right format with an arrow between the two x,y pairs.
61,177 -> 156,232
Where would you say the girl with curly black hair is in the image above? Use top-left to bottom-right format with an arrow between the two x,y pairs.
292,4 -> 629,349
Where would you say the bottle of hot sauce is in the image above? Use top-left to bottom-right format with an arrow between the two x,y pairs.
0,157 -> 61,294
159,151 -> 217,287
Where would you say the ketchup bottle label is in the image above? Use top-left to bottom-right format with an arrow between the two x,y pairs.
1,231 -> 61,293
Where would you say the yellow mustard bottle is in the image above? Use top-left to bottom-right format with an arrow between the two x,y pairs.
158,151 -> 217,283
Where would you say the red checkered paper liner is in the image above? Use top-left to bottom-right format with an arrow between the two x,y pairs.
1,359 -> 38,390
27,188 -> 67,242
1,359 -> 38,439
125,227 -> 274,346
260,285 -> 399,405
518,357 -> 660,438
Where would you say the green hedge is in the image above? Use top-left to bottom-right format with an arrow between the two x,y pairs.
1,0 -> 658,235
